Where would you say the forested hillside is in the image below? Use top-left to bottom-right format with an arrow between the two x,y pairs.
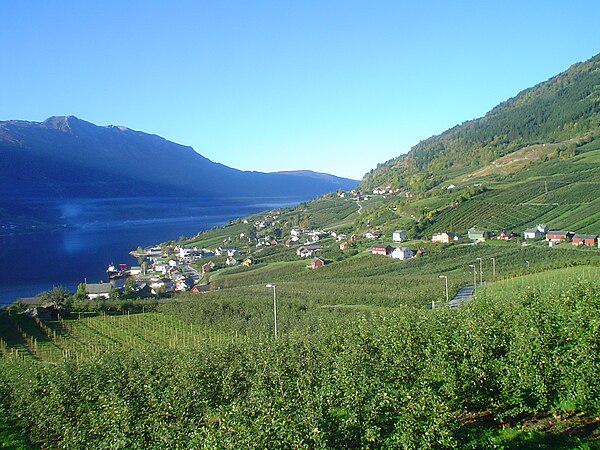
362,53 -> 600,192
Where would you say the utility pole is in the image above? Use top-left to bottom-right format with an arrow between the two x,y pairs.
469,264 -> 477,298
438,275 -> 449,306
476,257 -> 483,285
265,284 -> 278,338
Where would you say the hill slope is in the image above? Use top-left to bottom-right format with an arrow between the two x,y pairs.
362,53 -> 600,192
0,116 -> 358,199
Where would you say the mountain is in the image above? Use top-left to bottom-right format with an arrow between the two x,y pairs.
0,116 -> 357,200
361,53 -> 600,192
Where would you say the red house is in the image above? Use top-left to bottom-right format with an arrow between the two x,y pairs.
309,258 -> 325,269
371,244 -> 392,255
350,234 -> 358,241
546,231 -> 570,242
572,234 -> 598,246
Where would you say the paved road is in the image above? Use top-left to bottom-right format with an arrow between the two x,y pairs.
448,285 -> 477,308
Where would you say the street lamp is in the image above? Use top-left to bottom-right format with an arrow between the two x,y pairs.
476,257 -> 483,285
265,284 -> 278,338
469,264 -> 477,298
526,260 -> 530,270
490,257 -> 496,277
438,275 -> 449,306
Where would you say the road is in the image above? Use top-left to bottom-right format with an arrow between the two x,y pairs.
448,285 -> 478,308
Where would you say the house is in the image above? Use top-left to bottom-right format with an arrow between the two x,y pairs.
129,266 -> 142,276
215,246 -> 238,256
339,242 -> 350,251
130,282 -> 153,298
371,244 -> 392,255
201,261 -> 215,274
285,239 -> 298,247
431,232 -> 454,244
191,284 -> 211,293
14,297 -> 44,307
226,256 -> 238,266
572,234 -> 598,246
546,231 -> 570,243
85,283 -> 112,300
468,229 -> 489,242
364,232 -> 380,239
497,231 -> 510,241
175,279 -> 192,292
153,262 -> 169,275
391,247 -> 414,260
296,244 -> 322,258
24,304 -> 69,320
308,258 -> 325,269
392,230 -> 407,242
149,278 -> 174,295
243,257 -> 254,267
416,248 -> 427,256
524,224 -> 548,239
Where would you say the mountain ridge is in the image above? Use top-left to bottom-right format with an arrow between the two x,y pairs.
0,115 -> 358,200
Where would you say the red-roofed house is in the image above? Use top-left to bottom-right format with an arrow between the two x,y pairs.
371,244 -> 392,255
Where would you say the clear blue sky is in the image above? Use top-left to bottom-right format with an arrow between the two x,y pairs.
1,1 -> 599,180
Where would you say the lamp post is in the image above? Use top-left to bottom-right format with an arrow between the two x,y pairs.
439,275 -> 449,306
526,260 -> 530,270
490,257 -> 496,277
469,264 -> 477,298
476,257 -> 483,285
265,284 -> 278,338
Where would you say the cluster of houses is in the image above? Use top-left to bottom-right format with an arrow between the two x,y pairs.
367,230 -> 424,260
430,224 -> 599,247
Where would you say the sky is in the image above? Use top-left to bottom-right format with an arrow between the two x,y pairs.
1,1 -> 599,180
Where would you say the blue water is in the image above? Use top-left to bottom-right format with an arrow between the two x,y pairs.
0,196 -> 307,305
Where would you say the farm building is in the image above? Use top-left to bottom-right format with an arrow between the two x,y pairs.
243,258 -> 254,267
572,234 -> 598,246
371,244 -> 392,255
339,242 -> 350,251
546,231 -> 571,243
431,232 -> 454,244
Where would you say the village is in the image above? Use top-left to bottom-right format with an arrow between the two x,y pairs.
78,187 -> 599,302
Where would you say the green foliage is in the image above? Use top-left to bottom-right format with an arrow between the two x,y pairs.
362,53 -> 600,192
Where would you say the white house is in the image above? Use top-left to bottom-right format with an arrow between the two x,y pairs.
392,230 -> 407,242
85,283 -> 112,300
431,232 -> 454,244
364,232 -> 379,239
524,224 -> 548,239
391,247 -> 414,260
129,266 -> 142,276
226,256 -> 238,266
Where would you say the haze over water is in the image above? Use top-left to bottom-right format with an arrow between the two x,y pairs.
0,196 -> 307,305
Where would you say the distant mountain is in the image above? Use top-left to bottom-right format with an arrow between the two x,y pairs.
0,116 -> 358,200
361,53 -> 600,191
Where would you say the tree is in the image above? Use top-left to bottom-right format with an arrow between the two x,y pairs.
73,283 -> 87,302
38,285 -> 71,306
